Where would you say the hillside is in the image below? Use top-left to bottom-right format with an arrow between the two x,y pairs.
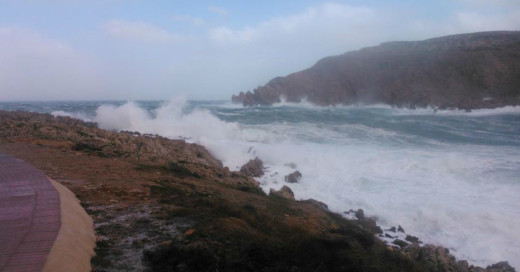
232,31 -> 520,109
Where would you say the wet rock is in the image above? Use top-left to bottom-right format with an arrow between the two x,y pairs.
405,235 -> 420,244
397,225 -> 405,233
355,209 -> 365,220
269,185 -> 295,200
404,244 -> 461,272
353,209 -> 382,234
239,157 -> 264,177
392,239 -> 408,249
284,170 -> 302,183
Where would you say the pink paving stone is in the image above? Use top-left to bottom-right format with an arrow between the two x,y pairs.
0,153 -> 61,272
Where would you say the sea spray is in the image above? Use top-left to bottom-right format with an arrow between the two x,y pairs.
34,100 -> 520,269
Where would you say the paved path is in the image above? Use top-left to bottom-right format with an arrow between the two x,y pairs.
0,153 -> 61,272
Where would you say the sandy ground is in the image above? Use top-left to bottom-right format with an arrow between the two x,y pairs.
43,180 -> 96,272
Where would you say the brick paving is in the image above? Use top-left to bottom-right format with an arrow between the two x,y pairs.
0,153 -> 60,272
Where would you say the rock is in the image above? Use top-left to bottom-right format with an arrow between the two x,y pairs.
355,209 -> 365,220
232,31 -> 520,110
392,239 -> 408,249
303,198 -> 328,211
485,262 -> 516,272
351,209 -> 382,234
405,235 -> 420,244
387,226 -> 396,232
239,157 -> 264,177
269,185 -> 295,200
404,244 -> 462,272
284,170 -> 302,183
397,225 -> 405,233
184,229 -> 195,236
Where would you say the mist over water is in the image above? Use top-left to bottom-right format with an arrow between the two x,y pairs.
2,100 -> 519,268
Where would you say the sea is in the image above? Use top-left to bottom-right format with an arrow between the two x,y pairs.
1,99 -> 519,268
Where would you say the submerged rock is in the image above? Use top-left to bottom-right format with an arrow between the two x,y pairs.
284,170 -> 302,183
239,157 -> 264,177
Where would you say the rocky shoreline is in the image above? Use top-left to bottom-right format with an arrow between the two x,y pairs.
0,110 -> 515,272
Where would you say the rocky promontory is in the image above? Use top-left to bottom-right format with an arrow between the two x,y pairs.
232,31 -> 520,109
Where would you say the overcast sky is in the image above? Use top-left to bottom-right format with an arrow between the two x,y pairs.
0,0 -> 519,101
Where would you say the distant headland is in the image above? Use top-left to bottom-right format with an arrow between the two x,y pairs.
232,31 -> 520,110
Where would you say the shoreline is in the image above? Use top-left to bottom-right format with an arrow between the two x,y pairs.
0,109 -> 516,271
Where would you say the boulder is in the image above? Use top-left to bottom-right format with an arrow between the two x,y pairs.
354,209 -> 382,234
269,185 -> 295,200
405,235 -> 420,244
354,209 -> 365,220
239,157 -> 264,177
404,244 -> 466,272
284,170 -> 302,183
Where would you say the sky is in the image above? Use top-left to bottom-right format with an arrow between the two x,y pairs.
0,0 -> 519,101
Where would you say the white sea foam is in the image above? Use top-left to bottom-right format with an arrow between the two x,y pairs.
88,99 -> 520,269
51,110 -> 93,121
389,105 -> 520,116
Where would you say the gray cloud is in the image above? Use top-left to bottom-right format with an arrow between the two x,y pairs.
0,26 -> 103,101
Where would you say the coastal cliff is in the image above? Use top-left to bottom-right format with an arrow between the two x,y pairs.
0,110 -> 515,271
232,31 -> 520,109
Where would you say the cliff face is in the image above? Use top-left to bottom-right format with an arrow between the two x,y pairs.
232,31 -> 520,109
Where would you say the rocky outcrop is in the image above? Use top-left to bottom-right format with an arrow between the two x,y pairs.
239,157 -> 264,177
346,208 -> 516,272
0,110 -> 222,168
353,209 -> 383,234
269,185 -> 295,200
404,244 -> 516,272
284,170 -> 302,183
233,31 -> 520,110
